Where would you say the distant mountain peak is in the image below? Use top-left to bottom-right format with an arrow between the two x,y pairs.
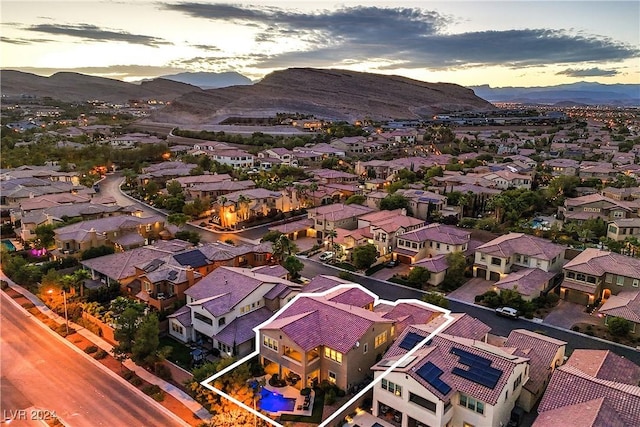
155,71 -> 253,89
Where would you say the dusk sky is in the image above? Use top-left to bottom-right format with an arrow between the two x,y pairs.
2,1 -> 638,87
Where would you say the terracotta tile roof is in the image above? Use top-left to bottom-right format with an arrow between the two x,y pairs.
564,248 -> 640,279
564,349 -> 640,386
308,203 -> 374,222
251,264 -> 288,279
564,193 -> 631,210
412,254 -> 449,273
380,302 -> 440,334
476,232 -> 565,260
379,333 -> 527,405
400,223 -> 470,245
533,397 -> 626,427
268,218 -> 314,234
504,329 -> 566,395
537,364 -> 640,427
167,304 -> 192,327
495,268 -> 556,298
303,275 -> 353,294
325,287 -> 375,308
216,307 -> 273,347
260,295 -> 392,354
598,290 -> 640,323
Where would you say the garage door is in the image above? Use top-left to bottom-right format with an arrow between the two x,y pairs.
564,289 -> 590,305
475,268 -> 487,279
489,271 -> 501,281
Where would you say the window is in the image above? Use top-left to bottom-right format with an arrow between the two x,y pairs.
480,254 -> 486,261
194,312 -> 212,325
381,379 -> 402,396
409,392 -> 436,412
328,371 -> 337,384
505,390 -> 509,401
171,322 -> 184,334
514,373 -> 522,390
263,336 -> 278,352
324,347 -> 343,363
436,243 -> 441,249
218,317 -> 226,327
617,276 -> 624,286
567,272 -> 576,279
363,343 -> 368,354
459,393 -> 484,415
633,279 -> 639,288
491,257 -> 502,266
375,331 -> 388,348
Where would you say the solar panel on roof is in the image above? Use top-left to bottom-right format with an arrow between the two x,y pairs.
173,250 -> 208,268
415,362 -> 452,395
167,270 -> 178,281
450,347 -> 503,389
399,332 -> 425,350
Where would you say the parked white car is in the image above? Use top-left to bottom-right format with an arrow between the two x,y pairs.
495,307 -> 519,318
319,251 -> 334,262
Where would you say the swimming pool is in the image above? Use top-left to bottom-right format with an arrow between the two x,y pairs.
1,239 -> 16,252
259,388 -> 296,413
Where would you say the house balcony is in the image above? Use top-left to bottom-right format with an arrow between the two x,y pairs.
145,293 -> 177,312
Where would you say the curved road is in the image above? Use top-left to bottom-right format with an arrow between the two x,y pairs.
0,292 -> 186,427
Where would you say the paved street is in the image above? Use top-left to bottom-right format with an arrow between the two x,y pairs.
297,257 -> 640,365
0,292 -> 186,427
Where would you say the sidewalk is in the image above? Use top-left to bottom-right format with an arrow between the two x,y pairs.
0,271 -> 211,422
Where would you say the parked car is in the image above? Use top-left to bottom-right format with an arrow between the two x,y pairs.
319,251 -> 335,262
385,260 -> 398,268
507,406 -> 525,427
495,307 -> 519,318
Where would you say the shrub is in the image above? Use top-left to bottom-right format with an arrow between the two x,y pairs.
84,345 -> 99,354
0,280 -> 9,290
130,376 -> 143,386
122,370 -> 135,380
607,317 -> 632,337
94,349 -> 108,360
571,326 -> 580,332
154,363 -> 172,381
324,388 -> 336,405
300,388 -> 311,396
143,384 -> 162,395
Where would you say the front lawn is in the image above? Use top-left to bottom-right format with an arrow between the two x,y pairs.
159,336 -> 192,369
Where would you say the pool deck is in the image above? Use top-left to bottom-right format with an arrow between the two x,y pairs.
263,381 -> 314,417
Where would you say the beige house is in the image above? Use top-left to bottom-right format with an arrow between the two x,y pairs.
560,248 -> 640,305
559,194 -> 634,224
606,217 -> 640,241
395,223 -> 471,265
474,233 -> 566,281
306,203 -> 374,240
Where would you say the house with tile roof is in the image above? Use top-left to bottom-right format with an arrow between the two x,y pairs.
371,333 -> 529,427
558,194 -> 634,224
560,248 -> 640,305
503,330 -> 566,412
481,170 -> 532,190
474,233 -> 566,281
169,267 -> 302,356
307,203 -> 374,240
606,217 -> 640,242
330,136 -> 367,155
395,223 -> 471,265
494,268 -> 557,301
52,215 -> 166,258
395,189 -> 448,221
534,350 -> 640,427
354,208 -> 425,257
257,288 -> 397,391
598,289 -> 640,335
214,187 -> 301,229
257,147 -> 297,166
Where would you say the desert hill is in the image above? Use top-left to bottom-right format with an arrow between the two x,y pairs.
152,68 -> 494,124
1,70 -> 204,102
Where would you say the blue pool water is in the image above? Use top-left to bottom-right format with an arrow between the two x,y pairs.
259,388 -> 296,413
1,240 -> 16,252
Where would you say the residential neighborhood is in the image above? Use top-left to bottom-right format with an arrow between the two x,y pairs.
2,86 -> 640,427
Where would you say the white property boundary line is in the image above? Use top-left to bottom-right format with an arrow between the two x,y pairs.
200,282 -> 455,427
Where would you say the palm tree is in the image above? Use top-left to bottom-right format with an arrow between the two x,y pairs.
272,235 -> 298,263
325,229 -> 338,252
237,194 -> 250,222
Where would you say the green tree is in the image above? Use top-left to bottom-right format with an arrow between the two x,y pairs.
345,194 -> 366,205
81,245 -> 115,260
112,300 -> 145,352
352,244 -> 378,270
183,197 -> 210,219
34,224 -> 56,248
422,292 -> 449,309
407,266 -> 431,289
167,213 -> 190,228
131,313 -> 160,366
441,252 -> 467,291
283,256 -> 304,279
143,181 -> 160,199
380,194 -> 410,211
260,230 -> 283,243
607,317 -> 632,337
166,180 -> 183,197
174,230 -> 201,245
272,235 -> 298,262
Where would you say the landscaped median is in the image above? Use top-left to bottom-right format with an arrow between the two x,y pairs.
0,281 -> 206,427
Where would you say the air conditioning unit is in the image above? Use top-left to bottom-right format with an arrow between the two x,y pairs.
157,293 -> 165,300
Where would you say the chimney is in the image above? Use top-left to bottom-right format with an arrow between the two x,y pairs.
186,266 -> 195,286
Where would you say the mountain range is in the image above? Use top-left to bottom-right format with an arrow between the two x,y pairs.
151,71 -> 253,89
152,68 -> 493,124
471,82 -> 640,106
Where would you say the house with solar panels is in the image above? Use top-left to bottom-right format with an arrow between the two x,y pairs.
395,189 -> 449,221
372,332 -> 529,427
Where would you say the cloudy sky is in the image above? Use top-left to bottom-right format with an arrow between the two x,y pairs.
2,1 -> 638,87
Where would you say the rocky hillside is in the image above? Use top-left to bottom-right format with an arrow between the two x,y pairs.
1,70 -> 203,103
152,68 -> 494,124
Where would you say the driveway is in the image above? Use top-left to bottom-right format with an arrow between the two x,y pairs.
448,277 -> 495,303
543,299 -> 600,329
371,263 -> 411,281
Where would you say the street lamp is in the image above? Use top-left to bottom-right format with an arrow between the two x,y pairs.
48,289 -> 69,335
